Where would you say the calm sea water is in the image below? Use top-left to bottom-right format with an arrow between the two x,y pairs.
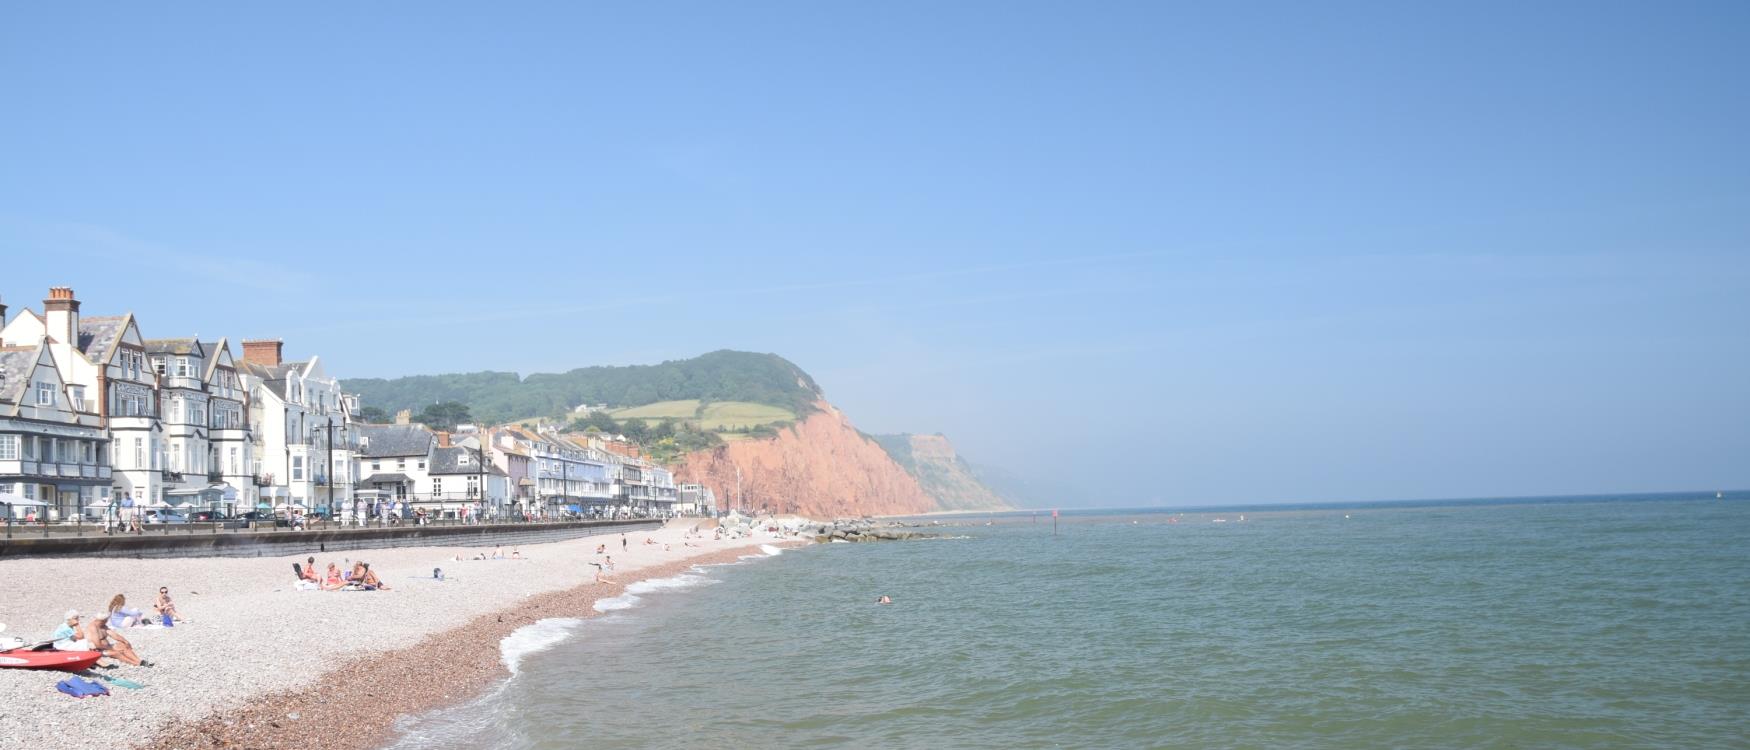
388,495 -> 1749,749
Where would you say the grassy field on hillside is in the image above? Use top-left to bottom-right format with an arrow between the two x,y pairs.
699,401 -> 794,430
604,399 -> 793,432
609,400 -> 702,420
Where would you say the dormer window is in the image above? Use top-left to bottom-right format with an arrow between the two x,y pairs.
458,452 -> 471,466
35,381 -> 55,406
152,358 -> 166,377
176,357 -> 191,377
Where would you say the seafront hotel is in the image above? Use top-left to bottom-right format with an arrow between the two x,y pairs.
0,287 -> 694,524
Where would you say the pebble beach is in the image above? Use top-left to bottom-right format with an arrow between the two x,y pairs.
0,520 -> 799,750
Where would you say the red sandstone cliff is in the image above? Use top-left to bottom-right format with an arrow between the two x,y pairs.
676,402 -> 936,518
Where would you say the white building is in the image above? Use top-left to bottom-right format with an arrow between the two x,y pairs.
2,287 -> 161,511
357,422 -> 435,512
0,338 -> 111,521
145,338 -> 255,513
237,340 -> 358,516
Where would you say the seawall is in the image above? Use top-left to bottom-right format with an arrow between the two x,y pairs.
0,518 -> 661,559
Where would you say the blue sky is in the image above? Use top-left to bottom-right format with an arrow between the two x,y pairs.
4,2 -> 1747,506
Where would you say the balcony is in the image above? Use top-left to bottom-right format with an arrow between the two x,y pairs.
161,375 -> 204,391
253,474 -> 275,487
161,470 -> 185,483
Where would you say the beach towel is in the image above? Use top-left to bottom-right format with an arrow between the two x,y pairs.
56,677 -> 110,698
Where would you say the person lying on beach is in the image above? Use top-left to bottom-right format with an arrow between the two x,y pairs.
82,616 -> 145,666
589,563 -> 616,585
511,549 -> 522,559
596,544 -> 606,554
644,537 -> 658,545
152,587 -> 182,622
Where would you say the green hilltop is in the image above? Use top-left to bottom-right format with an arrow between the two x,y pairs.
341,350 -> 823,425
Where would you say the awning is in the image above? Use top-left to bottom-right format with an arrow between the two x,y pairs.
361,473 -> 413,484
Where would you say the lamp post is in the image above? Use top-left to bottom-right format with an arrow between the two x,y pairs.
326,416 -> 335,522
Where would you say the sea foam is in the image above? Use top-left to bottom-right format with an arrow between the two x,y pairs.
759,544 -> 785,556
499,618 -> 583,675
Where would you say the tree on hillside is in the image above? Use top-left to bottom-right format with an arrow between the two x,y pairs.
568,410 -> 619,433
357,406 -> 390,424
415,401 -> 473,431
619,418 -> 650,443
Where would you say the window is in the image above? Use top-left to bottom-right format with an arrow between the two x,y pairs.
0,435 -> 16,460
35,381 -> 55,406
69,385 -> 85,410
176,357 -> 191,377
152,358 -> 166,377
458,451 -> 471,466
397,458 -> 406,470
467,476 -> 479,498
418,460 -> 426,470
168,398 -> 181,423
432,477 -> 443,496
292,456 -> 304,481
171,444 -> 181,472
229,447 -> 239,475
371,460 -> 381,471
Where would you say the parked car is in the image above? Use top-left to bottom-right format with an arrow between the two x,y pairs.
143,510 -> 189,524
190,510 -> 230,521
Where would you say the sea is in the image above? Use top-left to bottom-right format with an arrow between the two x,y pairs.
384,492 -> 1749,749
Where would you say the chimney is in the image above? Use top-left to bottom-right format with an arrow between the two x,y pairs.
436,431 -> 452,448
43,287 -> 80,346
394,409 -> 413,425
241,339 -> 283,367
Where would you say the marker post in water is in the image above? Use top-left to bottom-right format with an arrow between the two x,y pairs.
1052,508 -> 1058,536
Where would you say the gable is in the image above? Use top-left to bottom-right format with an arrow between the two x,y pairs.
118,318 -> 144,350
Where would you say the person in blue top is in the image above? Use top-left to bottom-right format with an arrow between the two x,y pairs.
51,610 -> 90,650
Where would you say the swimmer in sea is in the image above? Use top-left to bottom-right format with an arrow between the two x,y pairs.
876,595 -> 892,605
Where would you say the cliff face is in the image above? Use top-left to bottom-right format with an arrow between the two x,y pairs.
871,433 -> 1013,512
676,402 -> 936,518
902,434 -> 1013,511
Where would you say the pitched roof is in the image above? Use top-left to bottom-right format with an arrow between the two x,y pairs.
429,445 -> 507,476
238,361 -> 302,399
76,316 -> 127,357
360,472 -> 414,484
0,347 -> 39,404
144,338 -> 201,356
356,423 -> 434,458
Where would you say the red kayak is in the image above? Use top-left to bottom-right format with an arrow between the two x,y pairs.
0,649 -> 104,671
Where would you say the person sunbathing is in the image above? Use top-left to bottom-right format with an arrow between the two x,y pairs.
359,563 -> 389,590
152,587 -> 182,622
81,616 -> 144,666
302,557 -> 320,583
321,563 -> 346,591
